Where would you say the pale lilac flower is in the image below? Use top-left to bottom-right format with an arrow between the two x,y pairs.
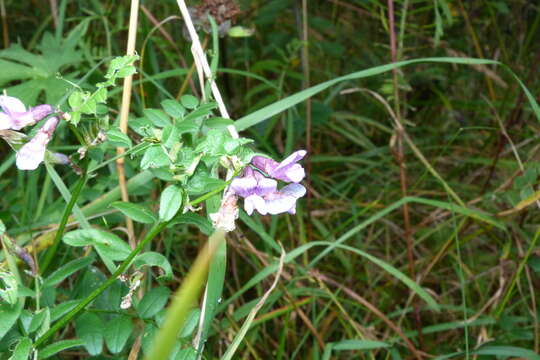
251,150 -> 306,183
230,167 -> 277,197
16,117 -> 59,170
230,167 -> 277,215
0,96 -> 54,130
263,183 -> 306,215
231,151 -> 307,216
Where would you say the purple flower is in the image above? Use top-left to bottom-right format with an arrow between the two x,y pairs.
230,151 -> 307,216
0,96 -> 54,130
251,150 -> 306,183
16,117 -> 59,170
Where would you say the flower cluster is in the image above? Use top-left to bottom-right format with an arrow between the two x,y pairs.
230,150 -> 307,215
0,95 -> 66,170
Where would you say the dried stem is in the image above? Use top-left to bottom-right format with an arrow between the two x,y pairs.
312,271 -> 424,360
116,0 -> 140,248
48,0 -> 58,29
300,0 -> 313,257
176,0 -> 238,140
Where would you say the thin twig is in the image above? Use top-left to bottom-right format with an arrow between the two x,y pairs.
387,0 -> 423,350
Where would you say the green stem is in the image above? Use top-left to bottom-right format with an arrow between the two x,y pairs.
34,221 -> 168,348
88,142 -> 151,173
33,174 -> 233,349
40,162 -> 89,274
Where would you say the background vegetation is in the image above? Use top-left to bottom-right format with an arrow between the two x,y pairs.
0,0 -> 539,359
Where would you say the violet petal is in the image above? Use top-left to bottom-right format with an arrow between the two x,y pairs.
30,104 -> 54,121
252,150 -> 307,183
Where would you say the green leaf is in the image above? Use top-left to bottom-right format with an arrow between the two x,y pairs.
168,213 -> 213,235
323,340 -> 390,360
162,125 -> 180,149
104,315 -> 133,354
161,99 -> 186,118
29,308 -> 50,335
117,66 -> 137,78
0,58 -> 35,84
75,313 -> 104,356
38,339 -> 84,359
50,301 -> 79,322
180,95 -> 199,109
68,91 -> 83,109
184,103 -> 217,122
43,256 -> 95,288
0,270 -> 18,304
0,30 -> 84,104
141,323 -> 158,355
176,118 -> 201,134
159,185 -> 183,221
175,348 -> 198,360
141,145 -> 170,169
473,345 -> 540,360
187,170 -> 225,195
136,286 -> 171,319
9,337 -> 32,360
63,229 -> 131,261
0,300 -> 23,341
111,201 -> 156,224
204,117 -> 234,129
106,128 -> 132,148
94,87 -> 108,103
133,252 -> 173,280
144,108 -> 172,127
179,309 -> 200,338
105,55 -> 139,83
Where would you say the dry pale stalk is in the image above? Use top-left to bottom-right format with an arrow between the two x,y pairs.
116,0 -> 140,248
175,0 -> 238,140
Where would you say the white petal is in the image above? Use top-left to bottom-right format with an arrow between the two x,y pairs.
284,164 -> 305,183
244,195 -> 267,215
0,113 -> 14,130
0,96 -> 27,113
15,128 -> 53,170
16,140 -> 46,170
265,195 -> 297,215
